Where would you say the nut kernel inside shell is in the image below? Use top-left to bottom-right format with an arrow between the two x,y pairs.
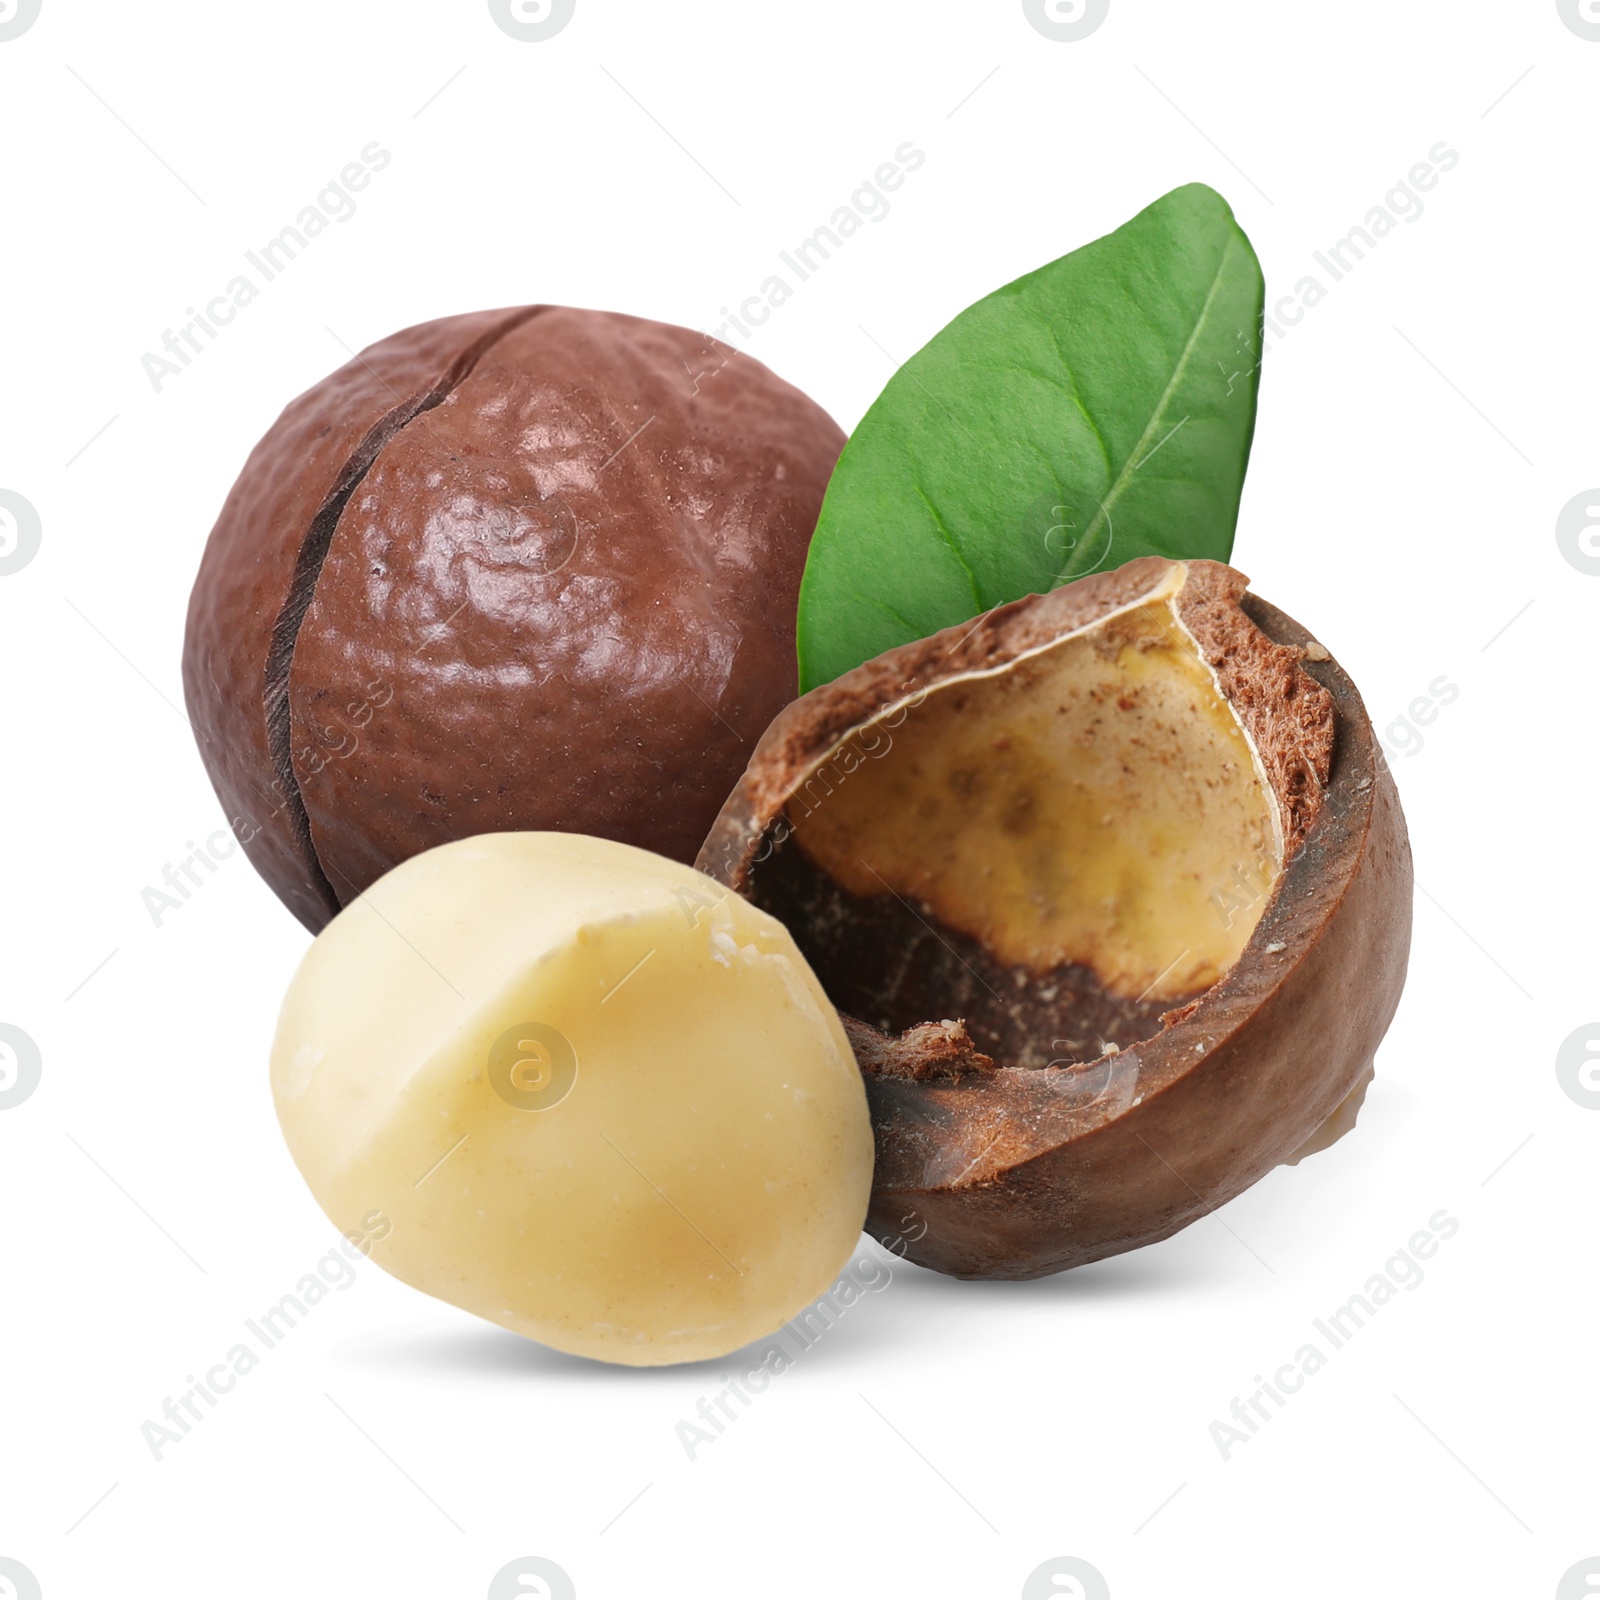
718,558 -> 1336,1076
700,556 -> 1406,1281
270,832 -> 874,1366
787,565 -> 1281,1003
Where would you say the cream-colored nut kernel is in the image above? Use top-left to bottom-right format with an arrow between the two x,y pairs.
270,832 -> 874,1366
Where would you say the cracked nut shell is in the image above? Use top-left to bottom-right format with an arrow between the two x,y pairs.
699,556 -> 1413,1280
183,306 -> 845,931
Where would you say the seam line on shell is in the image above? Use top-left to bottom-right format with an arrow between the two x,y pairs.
261,305 -> 551,916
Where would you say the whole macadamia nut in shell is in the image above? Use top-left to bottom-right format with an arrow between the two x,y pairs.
183,306 -> 845,931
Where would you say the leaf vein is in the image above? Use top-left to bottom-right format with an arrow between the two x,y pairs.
1059,232 -> 1241,583
847,587 -> 922,637
912,483 -> 985,613
1040,322 -> 1115,482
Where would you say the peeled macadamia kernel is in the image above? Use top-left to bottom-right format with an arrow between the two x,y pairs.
270,832 -> 873,1366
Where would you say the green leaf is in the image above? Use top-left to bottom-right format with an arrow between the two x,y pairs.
797,183 -> 1265,691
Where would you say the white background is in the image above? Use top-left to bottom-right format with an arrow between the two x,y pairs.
2,2 -> 1596,1597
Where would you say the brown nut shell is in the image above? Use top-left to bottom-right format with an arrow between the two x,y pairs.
184,307 -> 844,930
698,557 -> 1413,1280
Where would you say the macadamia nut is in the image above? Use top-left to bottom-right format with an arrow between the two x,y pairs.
270,832 -> 874,1365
